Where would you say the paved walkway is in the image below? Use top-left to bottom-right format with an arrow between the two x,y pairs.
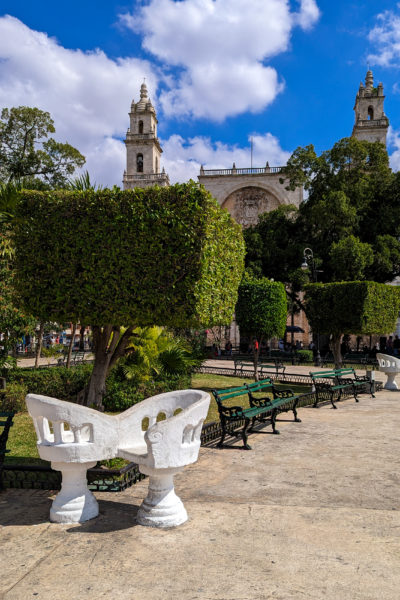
1,387 -> 399,599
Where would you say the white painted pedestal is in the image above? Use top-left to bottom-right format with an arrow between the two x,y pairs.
50,461 -> 98,523
136,465 -> 187,528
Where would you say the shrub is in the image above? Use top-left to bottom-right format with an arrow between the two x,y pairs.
6,364 -> 93,402
296,350 -> 313,363
0,382 -> 28,412
14,184 -> 245,327
103,373 -> 191,412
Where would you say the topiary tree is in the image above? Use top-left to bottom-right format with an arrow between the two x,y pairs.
235,277 -> 287,379
304,281 -> 400,367
13,182 -> 245,408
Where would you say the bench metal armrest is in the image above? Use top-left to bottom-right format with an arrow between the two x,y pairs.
248,395 -> 272,408
315,382 -> 333,391
336,377 -> 353,385
218,405 -> 244,418
273,389 -> 295,399
354,374 -> 368,382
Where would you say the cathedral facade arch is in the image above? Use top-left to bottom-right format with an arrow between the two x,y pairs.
221,184 -> 284,227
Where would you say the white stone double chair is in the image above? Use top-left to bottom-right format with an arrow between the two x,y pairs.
26,389 -> 210,527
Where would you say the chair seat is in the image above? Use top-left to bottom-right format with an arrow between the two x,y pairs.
118,443 -> 148,461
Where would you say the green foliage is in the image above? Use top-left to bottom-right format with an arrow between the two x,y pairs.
67,170 -> 102,191
103,373 -> 191,412
0,267 -> 36,362
0,382 -> 28,412
13,182 -> 245,328
296,349 -> 313,362
6,364 -> 93,402
304,281 -> 400,336
235,277 -> 287,339
243,204 -> 303,284
246,137 -> 399,285
115,326 -> 200,387
329,235 -> 374,281
0,106 -> 85,187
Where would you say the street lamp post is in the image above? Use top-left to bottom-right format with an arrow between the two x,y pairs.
301,247 -> 321,366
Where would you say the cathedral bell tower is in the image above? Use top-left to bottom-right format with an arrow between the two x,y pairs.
123,82 -> 169,189
352,70 -> 389,145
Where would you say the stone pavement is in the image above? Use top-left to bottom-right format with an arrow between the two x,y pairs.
1,388 -> 400,599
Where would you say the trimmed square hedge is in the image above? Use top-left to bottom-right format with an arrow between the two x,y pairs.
304,281 -> 400,336
14,182 -> 245,328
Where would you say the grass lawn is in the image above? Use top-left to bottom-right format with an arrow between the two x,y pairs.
4,373 -> 311,465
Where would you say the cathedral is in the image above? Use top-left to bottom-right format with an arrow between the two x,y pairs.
122,70 -> 390,349
123,71 -> 388,227
123,71 -> 390,349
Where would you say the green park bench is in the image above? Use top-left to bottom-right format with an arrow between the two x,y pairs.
333,367 -> 375,398
0,411 -> 15,491
57,351 -> 86,367
310,367 -> 373,409
259,361 -> 286,377
72,351 -> 85,364
234,359 -> 285,377
211,378 -> 301,450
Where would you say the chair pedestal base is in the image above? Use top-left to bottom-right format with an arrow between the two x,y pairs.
384,373 -> 399,390
137,465 -> 187,528
50,461 -> 98,523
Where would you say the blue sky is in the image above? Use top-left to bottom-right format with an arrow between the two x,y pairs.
0,0 -> 399,185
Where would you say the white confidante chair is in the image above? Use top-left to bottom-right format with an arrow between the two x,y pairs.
377,353 -> 400,390
26,389 -> 210,527
117,389 -> 209,527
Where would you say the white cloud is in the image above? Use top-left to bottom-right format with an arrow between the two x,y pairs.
387,126 -> 400,171
0,15 -> 157,186
0,13 -> 294,186
162,132 -> 291,183
368,7 -> 400,67
120,0 -> 320,120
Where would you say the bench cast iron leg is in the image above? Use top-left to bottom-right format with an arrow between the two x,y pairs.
330,391 -> 337,409
292,400 -> 301,423
352,384 -> 359,403
241,418 -> 252,450
218,418 -> 227,448
271,409 -> 280,434
248,416 -> 257,432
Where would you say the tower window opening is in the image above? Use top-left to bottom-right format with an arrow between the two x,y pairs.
155,157 -> 158,173
137,153 -> 143,173
368,106 -> 374,120
138,120 -> 144,134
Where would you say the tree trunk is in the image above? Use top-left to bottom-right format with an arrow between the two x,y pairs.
331,333 -> 342,369
84,325 -> 133,409
34,322 -> 44,369
66,323 -> 76,369
253,338 -> 261,381
79,324 -> 85,351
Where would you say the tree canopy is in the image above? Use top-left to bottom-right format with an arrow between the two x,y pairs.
304,281 -> 400,366
235,276 -> 287,378
0,106 -> 85,187
245,137 -> 400,285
